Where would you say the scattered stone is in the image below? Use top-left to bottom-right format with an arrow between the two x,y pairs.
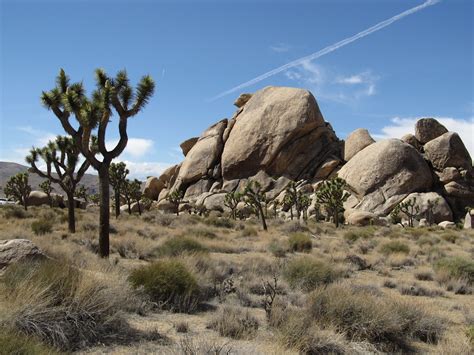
415,118 -> 448,144
464,211 -> 473,229
438,221 -> 456,229
346,210 -> 379,226
233,93 -> 252,108
401,134 -> 422,151
0,239 -> 45,271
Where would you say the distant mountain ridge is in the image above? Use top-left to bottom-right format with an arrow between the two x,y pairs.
0,161 -> 100,198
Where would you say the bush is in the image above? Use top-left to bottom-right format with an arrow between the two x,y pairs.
433,257 -> 474,286
189,228 -> 217,239
240,226 -> 258,237
379,240 -> 410,255
268,239 -> 287,258
31,218 -> 53,235
156,237 -> 208,257
208,306 -> 259,339
129,260 -> 201,313
343,228 -> 373,243
204,216 -> 234,229
0,328 -> 58,355
283,257 -> 343,292
2,205 -> 30,219
440,233 -> 458,244
1,259 -> 134,351
279,221 -> 309,234
307,284 -> 445,351
288,233 -> 312,252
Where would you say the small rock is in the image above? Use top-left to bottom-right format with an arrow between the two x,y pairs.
0,239 -> 46,271
464,211 -> 473,229
438,221 -> 456,229
233,93 -> 252,108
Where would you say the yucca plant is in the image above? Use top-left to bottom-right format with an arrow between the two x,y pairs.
109,162 -> 129,218
3,172 -> 31,210
315,177 -> 350,228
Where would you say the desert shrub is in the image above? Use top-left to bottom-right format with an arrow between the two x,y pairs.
154,213 -> 175,227
283,257 -> 343,292
174,321 -> 189,333
415,270 -> 434,281
379,240 -> 410,255
0,328 -> 58,355
279,221 -> 308,234
1,259 -> 134,351
399,284 -> 444,297
307,284 -> 445,351
383,279 -> 397,288
2,205 -> 30,219
82,222 -> 98,232
189,227 -> 217,239
343,228 -> 373,243
417,236 -> 440,247
204,216 -> 234,229
441,233 -> 458,244
31,218 -> 53,235
240,226 -> 258,237
129,260 -> 201,313
288,233 -> 312,252
433,257 -> 474,286
156,237 -> 208,257
268,239 -> 287,258
208,306 -> 259,339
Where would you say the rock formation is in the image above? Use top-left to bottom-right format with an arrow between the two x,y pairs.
0,239 -> 45,271
145,86 -> 472,223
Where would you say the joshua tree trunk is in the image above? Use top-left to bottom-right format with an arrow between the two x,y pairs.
333,210 -> 339,228
66,191 -> 76,233
115,189 -> 120,218
99,168 -> 110,258
258,205 -> 268,231
290,207 -> 293,220
137,201 -> 142,215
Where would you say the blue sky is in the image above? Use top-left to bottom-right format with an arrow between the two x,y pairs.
1,0 -> 473,178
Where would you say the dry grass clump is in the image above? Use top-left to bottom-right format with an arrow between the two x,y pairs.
307,284 -> 445,351
0,327 -> 59,355
129,259 -> 201,313
433,257 -> 474,285
0,259 -> 139,351
441,233 -> 459,244
399,283 -> 444,297
204,216 -> 234,229
279,220 -> 308,234
288,232 -> 312,252
31,218 -> 53,235
156,236 -> 209,257
188,227 -> 217,239
239,225 -> 258,237
283,257 -> 344,292
208,306 -> 259,339
343,227 -> 374,244
268,239 -> 288,257
379,240 -> 410,255
415,269 -> 434,281
2,205 -> 31,219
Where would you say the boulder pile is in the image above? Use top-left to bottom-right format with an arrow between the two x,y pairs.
144,86 -> 473,223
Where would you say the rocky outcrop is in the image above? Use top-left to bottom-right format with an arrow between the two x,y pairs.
424,132 -> 472,171
400,192 -> 453,223
338,139 -> 433,215
0,239 -> 45,271
415,118 -> 448,144
344,128 -> 375,162
221,86 -> 339,181
180,137 -> 199,157
401,134 -> 422,151
234,93 -> 252,108
464,210 -> 473,229
143,177 -> 164,200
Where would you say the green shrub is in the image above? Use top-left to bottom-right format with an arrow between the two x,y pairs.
0,328 -> 58,355
307,284 -> 445,351
156,237 -> 208,257
31,218 -> 53,235
208,306 -> 259,339
288,233 -> 312,252
379,240 -> 410,255
283,257 -> 343,292
343,228 -> 373,243
204,216 -> 234,229
2,205 -> 30,219
240,226 -> 258,237
440,233 -> 458,244
189,228 -> 217,239
129,260 -> 201,313
433,257 -> 474,286
268,240 -> 287,258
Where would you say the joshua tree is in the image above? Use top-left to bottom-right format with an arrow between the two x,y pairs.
315,177 -> 350,228
283,193 -> 295,220
75,185 -> 88,203
285,182 -> 300,219
392,198 -> 420,228
224,191 -> 241,219
167,190 -> 184,216
89,193 -> 100,205
4,172 -> 31,210
299,193 -> 311,221
41,68 -> 155,257
272,200 -> 280,219
129,179 -> 143,215
243,180 -> 267,231
39,180 -> 53,207
109,162 -> 129,218
425,198 -> 439,225
26,136 -> 92,233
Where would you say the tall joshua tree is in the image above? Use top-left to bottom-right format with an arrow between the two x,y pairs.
4,172 -> 31,210
243,181 -> 268,231
109,162 -> 129,218
41,69 -> 155,257
26,136 -> 93,233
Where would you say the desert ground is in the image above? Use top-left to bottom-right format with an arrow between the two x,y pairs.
0,204 -> 472,354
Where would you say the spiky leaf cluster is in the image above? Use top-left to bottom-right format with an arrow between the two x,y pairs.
315,177 -> 350,226
4,172 -> 31,208
224,191 -> 242,219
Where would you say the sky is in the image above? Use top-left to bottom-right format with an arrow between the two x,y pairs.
1,0 -> 473,179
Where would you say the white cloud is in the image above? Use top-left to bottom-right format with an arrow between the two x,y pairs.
270,43 -> 291,53
117,160 -> 172,180
285,61 -> 379,104
375,116 -> 474,156
106,138 -> 154,158
17,126 -> 57,146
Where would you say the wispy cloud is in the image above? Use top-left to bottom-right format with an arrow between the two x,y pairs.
17,126 -> 57,146
106,138 -> 154,158
375,116 -> 474,156
270,43 -> 291,53
285,61 -> 379,104
211,0 -> 440,101
117,160 -> 172,180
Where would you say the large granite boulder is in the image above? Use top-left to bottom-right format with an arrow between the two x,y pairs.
424,132 -> 472,171
174,119 -> 227,189
27,191 -> 49,206
158,164 -> 181,189
180,137 -> 199,157
338,139 -> 433,215
400,192 -> 453,223
415,118 -> 448,144
143,177 -> 164,200
0,239 -> 45,271
221,86 -> 339,181
344,128 -> 375,162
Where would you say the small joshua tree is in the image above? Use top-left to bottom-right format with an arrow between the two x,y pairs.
89,193 -> 100,205
299,193 -> 311,221
39,180 -> 53,207
285,182 -> 301,219
392,198 -> 420,228
243,180 -> 267,231
283,193 -> 295,220
224,191 -> 241,220
272,199 -> 280,219
315,177 -> 350,228
109,162 -> 129,218
26,136 -> 92,233
425,198 -> 439,225
129,179 -> 143,215
4,172 -> 31,210
41,68 -> 155,257
75,185 -> 88,203
167,190 -> 184,216
120,179 -> 142,215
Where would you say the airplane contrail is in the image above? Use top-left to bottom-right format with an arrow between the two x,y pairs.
211,0 -> 440,101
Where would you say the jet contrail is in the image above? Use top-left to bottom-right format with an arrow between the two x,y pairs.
211,0 -> 440,101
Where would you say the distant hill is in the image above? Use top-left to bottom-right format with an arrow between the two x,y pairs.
0,161 -> 100,198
